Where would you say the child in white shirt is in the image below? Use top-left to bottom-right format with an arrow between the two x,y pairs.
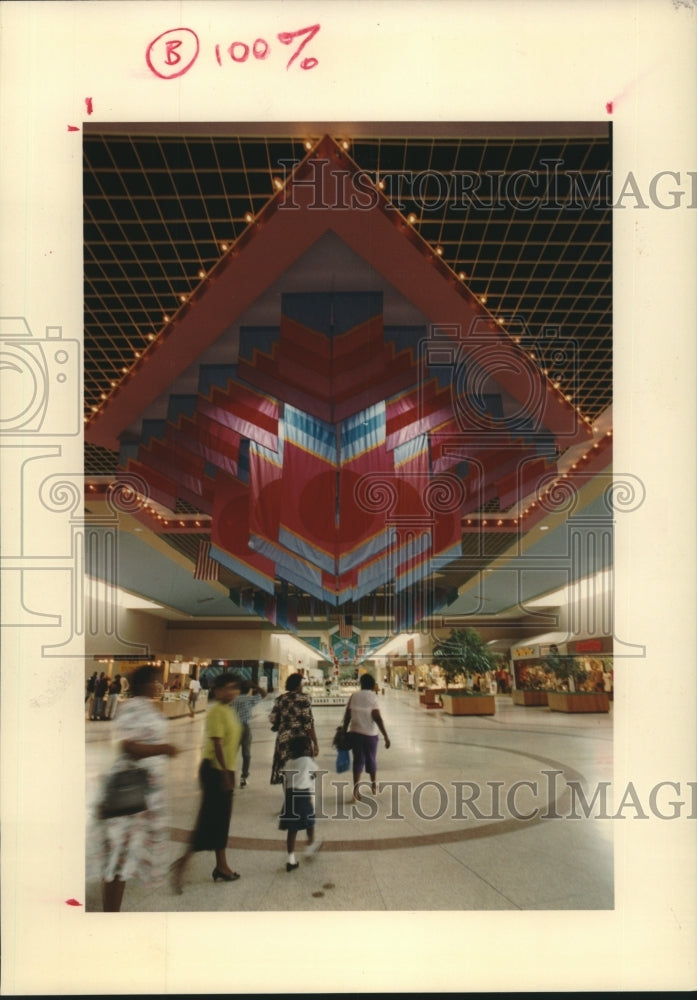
279,736 -> 322,871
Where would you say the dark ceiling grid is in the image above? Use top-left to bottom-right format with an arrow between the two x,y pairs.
460,137 -> 508,310
83,155 -> 147,389
481,138 -> 519,324
210,136 -> 236,250
519,144 -> 578,402
83,130 -> 612,480
236,135 -> 257,224
463,138 -> 515,315
261,137 -> 277,206
426,136 -> 449,253
85,142 -> 157,389
166,137 -> 208,282
118,137 -> 176,370
445,135 -> 469,285
495,143 -> 540,317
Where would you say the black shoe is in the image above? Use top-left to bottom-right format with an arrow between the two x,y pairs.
240,778 -> 247,787
212,867 -> 240,882
286,862 -> 299,872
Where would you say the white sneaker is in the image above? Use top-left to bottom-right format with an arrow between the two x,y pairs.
305,839 -> 323,857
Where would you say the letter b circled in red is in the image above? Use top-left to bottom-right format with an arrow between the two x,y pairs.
146,28 -> 200,79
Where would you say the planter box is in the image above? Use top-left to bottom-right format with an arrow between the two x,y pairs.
547,692 -> 610,713
512,690 -> 548,706
419,689 -> 445,708
441,694 -> 496,716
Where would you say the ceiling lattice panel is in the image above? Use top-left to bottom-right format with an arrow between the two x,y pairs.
84,126 -> 611,477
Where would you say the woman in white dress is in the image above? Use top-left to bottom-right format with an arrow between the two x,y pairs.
98,665 -> 179,912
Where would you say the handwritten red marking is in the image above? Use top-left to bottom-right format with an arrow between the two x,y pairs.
146,27 -> 200,79
146,24 -> 319,78
229,41 -> 249,63
85,97 -> 93,115
67,125 -> 80,132
277,24 -> 320,70
605,101 -> 613,114
224,36 -> 275,64
65,898 -> 83,906
254,38 -> 270,60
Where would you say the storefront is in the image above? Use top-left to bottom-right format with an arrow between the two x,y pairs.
511,639 -> 613,694
89,655 -> 272,719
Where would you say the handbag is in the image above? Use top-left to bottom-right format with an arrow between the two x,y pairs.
332,725 -> 352,752
99,763 -> 148,819
336,747 -> 351,773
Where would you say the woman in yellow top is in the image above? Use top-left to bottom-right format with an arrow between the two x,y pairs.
170,672 -> 243,892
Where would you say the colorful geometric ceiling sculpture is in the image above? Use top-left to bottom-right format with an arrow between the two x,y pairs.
88,136 -> 593,631
119,286 -> 561,616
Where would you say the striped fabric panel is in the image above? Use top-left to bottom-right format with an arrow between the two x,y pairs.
339,402 -> 385,464
283,404 -> 337,464
193,539 -> 220,582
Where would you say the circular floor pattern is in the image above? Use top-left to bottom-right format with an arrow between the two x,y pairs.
169,742 -> 587,852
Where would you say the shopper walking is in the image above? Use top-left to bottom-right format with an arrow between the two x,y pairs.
269,673 -> 319,785
92,672 -> 109,720
342,672 -> 390,801
85,671 -> 97,719
96,664 -> 180,912
234,679 -> 267,787
279,735 -> 322,871
188,674 -> 201,718
170,673 -> 243,893
104,674 -> 122,720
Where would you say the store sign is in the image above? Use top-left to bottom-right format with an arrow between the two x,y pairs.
572,639 -> 603,653
512,646 -> 538,659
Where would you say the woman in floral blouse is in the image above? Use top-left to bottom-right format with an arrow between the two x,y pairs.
269,673 -> 319,784
97,665 -> 179,911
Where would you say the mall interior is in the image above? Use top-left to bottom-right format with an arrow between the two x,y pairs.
82,123 -> 617,912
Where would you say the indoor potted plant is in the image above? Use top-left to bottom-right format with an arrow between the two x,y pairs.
511,665 -> 550,706
430,628 -> 498,716
542,650 -> 610,713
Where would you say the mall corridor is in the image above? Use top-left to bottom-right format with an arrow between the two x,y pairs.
85,688 -> 613,912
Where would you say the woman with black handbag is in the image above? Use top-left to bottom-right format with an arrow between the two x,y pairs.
342,673 -> 390,801
97,664 -> 179,912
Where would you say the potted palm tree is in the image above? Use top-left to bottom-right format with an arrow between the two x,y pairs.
431,628 -> 498,716
543,651 -> 609,713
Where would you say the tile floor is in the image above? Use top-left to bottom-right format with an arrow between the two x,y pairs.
84,688 -> 613,912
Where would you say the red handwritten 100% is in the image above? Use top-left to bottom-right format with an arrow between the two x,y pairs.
146,25 -> 320,80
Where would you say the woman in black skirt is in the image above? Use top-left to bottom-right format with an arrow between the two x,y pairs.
170,673 -> 242,892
